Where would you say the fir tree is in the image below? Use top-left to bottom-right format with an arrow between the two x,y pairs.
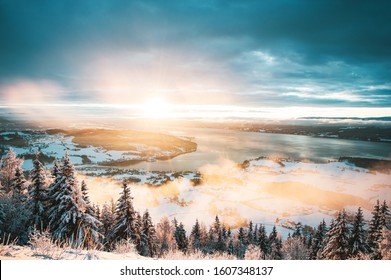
0,148 -> 23,193
215,229 -> 227,252
257,224 -> 270,257
174,222 -> 188,253
190,219 -> 201,251
94,204 -> 101,220
236,227 -> 247,258
310,219 -> 327,259
47,153 -> 101,248
380,200 -> 390,229
81,180 -> 94,216
292,222 -> 303,239
28,157 -> 47,231
269,225 -> 282,259
11,166 -> 27,200
227,239 -> 235,255
367,200 -> 383,259
247,221 -> 255,244
321,209 -> 350,260
110,182 -> 138,245
140,210 -> 157,257
77,181 -> 102,249
349,207 -> 369,257
100,201 -> 116,247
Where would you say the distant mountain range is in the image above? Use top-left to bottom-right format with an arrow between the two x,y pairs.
300,116 -> 391,121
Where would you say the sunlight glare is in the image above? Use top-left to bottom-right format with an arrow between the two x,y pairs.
141,97 -> 172,119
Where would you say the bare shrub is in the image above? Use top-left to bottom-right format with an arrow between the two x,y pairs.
28,229 -> 65,260
113,239 -> 137,254
245,244 -> 263,260
162,249 -> 237,260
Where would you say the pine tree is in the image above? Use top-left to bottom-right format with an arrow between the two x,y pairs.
215,228 -> 227,252
110,182 -> 138,246
76,181 -> 102,249
349,207 -> 369,257
190,219 -> 201,251
292,222 -> 302,239
28,157 -> 47,231
367,200 -> 383,259
310,219 -> 327,259
213,215 -> 221,235
81,180 -> 94,216
140,210 -> 157,257
269,225 -> 282,259
174,222 -> 188,253
380,200 -> 390,229
94,204 -> 101,220
11,166 -> 27,200
257,224 -> 270,257
321,209 -> 350,260
100,201 -> 116,247
0,148 -> 23,193
236,227 -> 247,258
247,221 -> 255,244
47,153 -> 101,248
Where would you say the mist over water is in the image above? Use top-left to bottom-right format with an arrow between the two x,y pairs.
129,127 -> 391,171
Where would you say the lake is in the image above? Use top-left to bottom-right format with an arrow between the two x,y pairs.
129,127 -> 391,171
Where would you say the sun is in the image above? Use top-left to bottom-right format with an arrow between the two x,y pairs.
141,97 -> 172,119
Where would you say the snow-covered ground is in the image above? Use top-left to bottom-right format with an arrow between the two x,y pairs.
1,130 -> 187,170
0,245 -> 146,260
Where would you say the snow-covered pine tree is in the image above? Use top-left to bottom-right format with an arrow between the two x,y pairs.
320,209 -> 350,260
140,210 -> 157,257
110,182 -> 138,247
379,228 -> 391,259
11,165 -> 27,200
310,219 -> 327,259
0,148 -> 23,193
213,215 -> 221,234
257,224 -> 270,258
100,201 -> 116,247
48,153 -> 101,248
174,222 -> 188,253
28,156 -> 47,231
190,219 -> 201,252
269,225 -> 282,260
367,200 -> 383,259
247,221 -> 255,244
215,228 -> 227,252
94,204 -> 101,220
81,180 -> 94,216
349,207 -> 369,257
380,200 -> 390,229
76,180 -> 102,249
236,227 -> 247,258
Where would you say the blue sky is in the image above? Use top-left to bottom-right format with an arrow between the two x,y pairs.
0,0 -> 390,118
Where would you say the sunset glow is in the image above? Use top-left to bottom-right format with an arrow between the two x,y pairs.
141,97 -> 172,119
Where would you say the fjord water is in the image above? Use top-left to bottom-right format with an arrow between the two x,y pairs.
131,127 -> 391,171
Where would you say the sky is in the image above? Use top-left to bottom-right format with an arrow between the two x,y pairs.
0,0 -> 391,119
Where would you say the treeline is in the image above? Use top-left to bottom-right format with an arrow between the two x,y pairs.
0,148 -> 390,260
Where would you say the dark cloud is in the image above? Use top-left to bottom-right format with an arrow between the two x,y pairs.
0,0 -> 390,108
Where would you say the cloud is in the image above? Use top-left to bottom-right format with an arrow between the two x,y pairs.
0,0 -> 390,109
